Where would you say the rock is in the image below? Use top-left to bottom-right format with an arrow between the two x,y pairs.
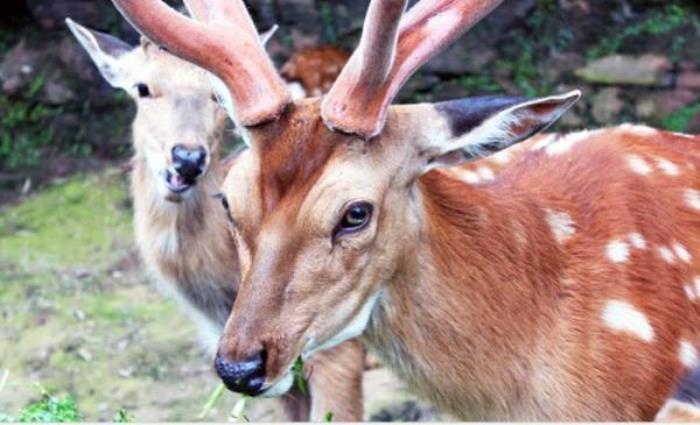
424,45 -> 497,76
575,54 -> 673,86
678,71 -> 700,90
591,88 -> 624,124
636,89 -> 699,122
540,52 -> 586,83
0,39 -> 42,96
26,0 -> 101,30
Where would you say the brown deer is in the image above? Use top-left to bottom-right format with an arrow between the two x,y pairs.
111,0 -> 700,420
66,18 -> 364,421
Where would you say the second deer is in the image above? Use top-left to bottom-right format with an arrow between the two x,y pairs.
67,18 -> 364,421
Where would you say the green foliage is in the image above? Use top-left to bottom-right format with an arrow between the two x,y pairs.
587,3 -> 699,59
112,408 -> 134,423
0,95 -> 64,170
662,102 -> 700,133
457,73 -> 501,94
292,357 -> 308,396
16,385 -> 81,423
324,411 -> 334,422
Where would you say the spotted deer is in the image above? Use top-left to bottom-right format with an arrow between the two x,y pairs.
66,18 -> 364,421
111,0 -> 700,420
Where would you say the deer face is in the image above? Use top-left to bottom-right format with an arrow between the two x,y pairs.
215,94 -> 578,395
67,19 -> 228,201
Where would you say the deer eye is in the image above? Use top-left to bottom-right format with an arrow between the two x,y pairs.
135,83 -> 150,98
334,202 -> 373,239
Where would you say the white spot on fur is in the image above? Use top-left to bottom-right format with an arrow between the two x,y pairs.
454,169 -> 481,184
606,240 -> 630,263
619,123 -> 658,136
658,246 -> 676,264
545,209 -> 575,244
477,166 -> 495,181
680,339 -> 698,368
627,232 -> 647,250
673,132 -> 696,139
685,189 -> 700,210
627,155 -> 652,175
546,130 -> 595,156
684,284 -> 696,301
656,158 -> 680,176
531,134 -> 557,151
491,149 -> 512,165
695,276 -> 700,297
655,399 -> 700,422
601,300 -> 654,342
673,242 -> 692,263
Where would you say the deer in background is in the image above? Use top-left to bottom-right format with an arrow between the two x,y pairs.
66,19 -> 364,421
112,0 -> 700,420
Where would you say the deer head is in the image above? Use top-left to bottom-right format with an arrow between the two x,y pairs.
112,0 -> 580,397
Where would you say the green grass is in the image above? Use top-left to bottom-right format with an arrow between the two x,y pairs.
13,385 -> 81,423
0,171 -> 131,270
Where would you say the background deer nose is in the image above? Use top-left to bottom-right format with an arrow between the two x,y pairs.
214,350 -> 266,396
172,144 -> 206,180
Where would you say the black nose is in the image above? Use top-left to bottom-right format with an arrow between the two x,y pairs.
172,145 -> 206,181
214,350 -> 266,396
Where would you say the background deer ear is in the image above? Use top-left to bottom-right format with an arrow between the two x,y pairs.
418,90 -> 581,172
65,18 -> 135,89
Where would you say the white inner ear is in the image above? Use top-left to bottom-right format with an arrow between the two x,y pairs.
66,18 -> 132,90
425,90 -> 581,172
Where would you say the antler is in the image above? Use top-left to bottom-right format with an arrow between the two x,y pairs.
322,0 -> 504,139
111,0 -> 290,127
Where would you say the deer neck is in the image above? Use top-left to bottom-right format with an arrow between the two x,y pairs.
366,171 -> 569,419
131,152 -> 238,329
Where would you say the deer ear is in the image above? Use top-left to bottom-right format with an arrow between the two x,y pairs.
419,90 -> 581,172
65,18 -> 135,89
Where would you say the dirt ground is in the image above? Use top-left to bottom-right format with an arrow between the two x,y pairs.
0,169 -> 443,421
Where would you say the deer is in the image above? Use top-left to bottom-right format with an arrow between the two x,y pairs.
110,0 -> 700,420
66,18 -> 364,421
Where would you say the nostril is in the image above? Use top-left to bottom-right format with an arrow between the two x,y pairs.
171,145 -> 207,179
214,350 -> 267,396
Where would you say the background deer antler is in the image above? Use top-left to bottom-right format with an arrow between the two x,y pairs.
322,0 -> 504,139
111,0 -> 290,127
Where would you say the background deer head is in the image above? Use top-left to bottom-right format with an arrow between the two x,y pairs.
67,18 -> 228,202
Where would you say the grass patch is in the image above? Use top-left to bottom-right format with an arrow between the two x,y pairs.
0,170 -> 131,270
14,385 -> 81,423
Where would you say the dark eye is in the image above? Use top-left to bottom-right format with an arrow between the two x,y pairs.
334,202 -> 373,239
135,83 -> 150,98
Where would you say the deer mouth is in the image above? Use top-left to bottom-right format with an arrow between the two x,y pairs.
164,169 -> 195,193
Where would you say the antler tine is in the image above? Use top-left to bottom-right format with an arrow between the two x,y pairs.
112,0 -> 290,127
322,0 -> 504,139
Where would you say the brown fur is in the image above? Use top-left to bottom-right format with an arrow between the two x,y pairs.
217,97 -> 700,421
281,46 -> 350,97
